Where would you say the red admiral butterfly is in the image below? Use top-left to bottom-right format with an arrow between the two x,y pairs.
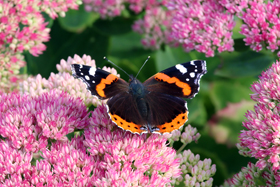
71,59 -> 206,134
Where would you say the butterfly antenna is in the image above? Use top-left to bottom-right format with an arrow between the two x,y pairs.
104,57 -> 130,77
135,56 -> 150,79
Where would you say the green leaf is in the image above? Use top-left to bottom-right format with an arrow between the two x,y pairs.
187,94 -> 207,126
216,50 -> 274,78
58,5 -> 99,33
155,46 -> 177,71
209,79 -> 255,111
93,17 -> 135,36
109,32 -> 152,59
232,17 -> 244,39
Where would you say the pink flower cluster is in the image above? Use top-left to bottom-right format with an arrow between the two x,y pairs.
0,137 -> 95,186
1,93 -> 196,186
0,0 -> 49,57
84,104 -> 182,186
237,60 -> 280,170
0,90 -> 88,152
84,0 -> 125,18
20,54 -> 118,107
167,0 -> 235,57
240,1 -> 280,56
132,6 -> 177,50
0,0 -> 81,93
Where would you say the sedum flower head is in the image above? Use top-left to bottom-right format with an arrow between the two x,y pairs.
238,60 -> 280,170
240,1 -> 280,56
0,0 -> 82,93
132,6 -> 177,50
0,90 -> 89,152
84,104 -> 182,186
167,0 -> 235,57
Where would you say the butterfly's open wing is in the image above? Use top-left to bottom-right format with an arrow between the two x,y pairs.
71,64 -> 128,99
145,93 -> 188,134
143,60 -> 207,99
107,92 -> 148,134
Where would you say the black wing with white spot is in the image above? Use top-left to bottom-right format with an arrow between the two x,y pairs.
71,64 -> 129,99
143,60 -> 207,99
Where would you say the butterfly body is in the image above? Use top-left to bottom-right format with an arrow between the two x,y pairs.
71,60 -> 207,134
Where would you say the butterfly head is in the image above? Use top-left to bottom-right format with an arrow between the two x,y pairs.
128,75 -> 146,98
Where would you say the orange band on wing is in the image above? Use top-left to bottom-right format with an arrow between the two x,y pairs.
158,111 -> 188,134
96,74 -> 118,97
109,113 -> 144,134
155,73 -> 191,96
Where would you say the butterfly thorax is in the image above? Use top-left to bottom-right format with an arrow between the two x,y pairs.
128,77 -> 146,98
129,77 -> 149,119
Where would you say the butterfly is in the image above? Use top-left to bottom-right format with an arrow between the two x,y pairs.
71,59 -> 206,134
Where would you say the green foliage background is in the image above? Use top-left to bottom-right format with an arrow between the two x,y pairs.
24,5 -> 277,186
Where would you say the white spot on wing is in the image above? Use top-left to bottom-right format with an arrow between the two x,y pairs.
176,64 -> 187,74
89,67 -> 96,76
85,75 -> 90,80
190,61 -> 195,65
190,72 -> 195,78
186,78 -> 189,81
185,102 -> 188,110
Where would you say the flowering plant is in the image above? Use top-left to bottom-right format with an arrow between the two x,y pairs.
1,0 -> 280,186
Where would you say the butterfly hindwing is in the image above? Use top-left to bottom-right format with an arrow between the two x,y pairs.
107,92 -> 147,134
144,93 -> 188,134
71,64 -> 128,99
144,60 -> 207,99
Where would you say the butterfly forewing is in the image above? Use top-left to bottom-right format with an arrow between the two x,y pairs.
71,64 -> 129,99
143,60 -> 207,99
